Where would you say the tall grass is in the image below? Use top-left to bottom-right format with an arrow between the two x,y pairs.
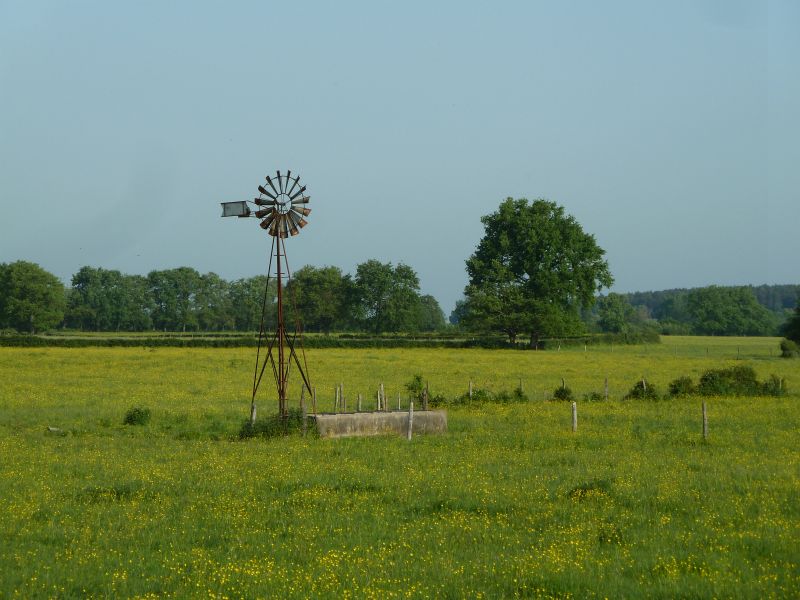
0,338 -> 797,597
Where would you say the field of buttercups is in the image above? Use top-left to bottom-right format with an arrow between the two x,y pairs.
1,337 -> 797,597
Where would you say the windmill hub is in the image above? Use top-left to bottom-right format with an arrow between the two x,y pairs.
276,194 -> 292,214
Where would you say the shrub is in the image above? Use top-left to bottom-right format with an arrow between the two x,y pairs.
239,407 -> 305,439
450,386 -> 528,405
453,388 -> 493,405
583,391 -> 605,402
426,392 -> 448,408
123,406 -> 151,426
761,375 -> 788,397
495,386 -> 529,403
553,386 -> 574,401
780,339 -> 799,358
512,386 -> 529,402
403,374 -> 446,407
623,379 -> 659,401
405,374 -> 425,402
696,365 -> 760,396
668,376 -> 695,397
663,366 -> 789,398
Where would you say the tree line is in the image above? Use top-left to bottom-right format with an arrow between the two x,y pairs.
2,197 -> 798,340
0,260 -> 446,334
448,285 -> 794,340
609,285 -> 798,336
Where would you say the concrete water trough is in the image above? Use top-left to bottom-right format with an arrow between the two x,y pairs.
311,410 -> 447,439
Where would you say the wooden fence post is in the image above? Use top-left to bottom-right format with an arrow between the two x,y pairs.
604,377 -> 609,401
357,393 -> 362,412
407,401 -> 414,441
702,401 -> 708,440
301,388 -> 307,437
423,382 -> 429,411
469,380 -> 473,400
571,401 -> 577,433
397,392 -> 401,411
312,386 -> 317,416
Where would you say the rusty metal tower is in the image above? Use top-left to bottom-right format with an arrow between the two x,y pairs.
221,170 -> 312,422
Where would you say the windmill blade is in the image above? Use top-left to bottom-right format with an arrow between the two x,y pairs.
254,197 -> 277,206
291,206 -> 311,217
287,212 -> 300,236
288,209 -> 307,229
259,212 -> 276,230
268,217 -> 280,236
265,175 -> 279,196
255,208 -> 274,219
286,175 -> 300,196
289,186 -> 307,200
291,195 -> 310,205
281,216 -> 290,238
276,170 -> 284,194
258,185 -> 277,200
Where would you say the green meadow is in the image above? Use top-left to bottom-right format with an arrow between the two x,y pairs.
1,337 -> 798,598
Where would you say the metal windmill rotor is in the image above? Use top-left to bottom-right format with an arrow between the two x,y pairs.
221,170 -> 312,236
221,170 -> 313,424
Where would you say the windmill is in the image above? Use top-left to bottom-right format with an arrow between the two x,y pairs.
221,170 -> 312,423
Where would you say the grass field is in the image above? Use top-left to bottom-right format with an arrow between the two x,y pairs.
1,337 -> 798,597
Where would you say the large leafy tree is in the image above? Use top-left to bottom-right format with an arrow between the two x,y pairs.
783,299 -> 800,343
121,275 -> 155,331
463,198 -> 613,345
195,272 -> 233,331
147,267 -> 202,331
415,294 -> 446,332
286,265 -> 352,333
0,261 -> 66,332
228,275 -> 276,331
353,260 -> 421,333
597,292 -> 636,333
449,299 -> 469,326
687,286 -> 778,336
66,266 -> 153,331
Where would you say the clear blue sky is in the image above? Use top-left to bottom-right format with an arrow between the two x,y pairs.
1,1 -> 798,314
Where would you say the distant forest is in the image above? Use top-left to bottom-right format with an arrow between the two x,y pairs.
625,285 -> 800,317
0,260 -> 797,337
617,285 -> 799,335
